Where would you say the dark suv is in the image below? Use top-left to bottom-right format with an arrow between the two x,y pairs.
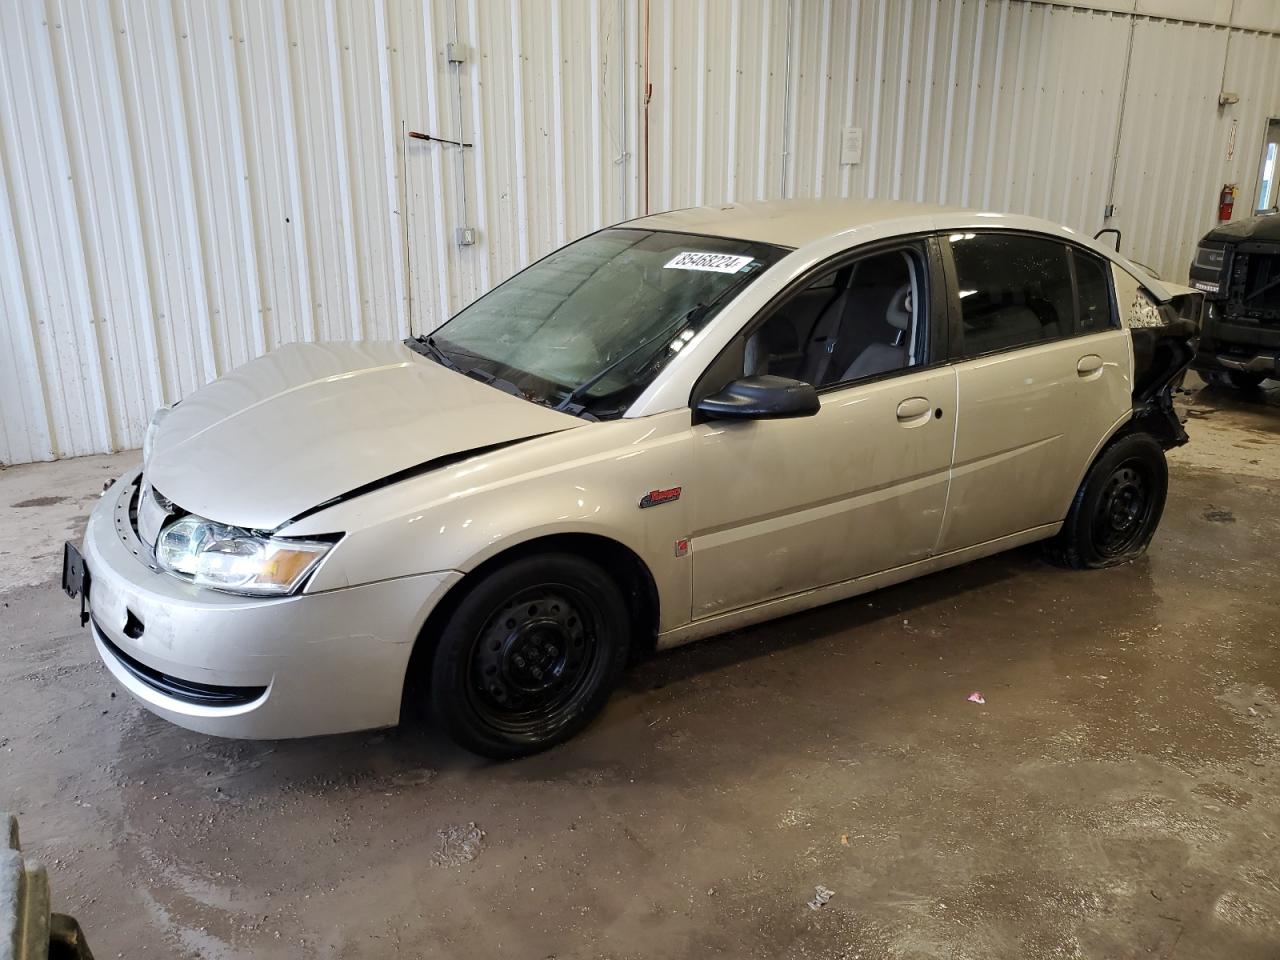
1188,213 -> 1280,389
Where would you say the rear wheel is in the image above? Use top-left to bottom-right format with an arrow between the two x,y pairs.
1045,433 -> 1168,569
428,553 -> 630,759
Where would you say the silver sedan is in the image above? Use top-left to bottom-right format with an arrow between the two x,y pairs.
67,199 -> 1199,757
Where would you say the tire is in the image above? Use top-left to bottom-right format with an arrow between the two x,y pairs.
1045,432 -> 1169,570
1205,369 -> 1266,390
427,553 -> 631,759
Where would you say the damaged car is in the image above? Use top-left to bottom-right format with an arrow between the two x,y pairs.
65,200 -> 1198,758
1189,211 -> 1280,389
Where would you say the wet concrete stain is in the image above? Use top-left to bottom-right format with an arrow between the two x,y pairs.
2,382 -> 1279,959
11,495 -> 70,508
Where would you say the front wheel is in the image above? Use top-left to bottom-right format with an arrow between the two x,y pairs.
428,553 -> 631,759
1045,433 -> 1169,569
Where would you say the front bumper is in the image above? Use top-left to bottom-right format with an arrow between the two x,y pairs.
1193,317 -> 1280,377
81,471 -> 461,738
1193,349 -> 1279,378
1192,351 -> 1279,376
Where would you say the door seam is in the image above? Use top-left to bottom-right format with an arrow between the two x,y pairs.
930,368 -> 961,556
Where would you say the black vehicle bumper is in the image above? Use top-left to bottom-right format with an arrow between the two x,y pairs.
1193,346 -> 1280,377
1193,319 -> 1280,376
1197,352 -> 1279,375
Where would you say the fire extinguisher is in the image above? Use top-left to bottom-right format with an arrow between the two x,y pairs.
1219,184 -> 1237,221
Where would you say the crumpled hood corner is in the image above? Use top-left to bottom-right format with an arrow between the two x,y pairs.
145,340 -> 582,530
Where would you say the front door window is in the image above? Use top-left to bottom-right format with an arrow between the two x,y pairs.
742,247 -> 927,388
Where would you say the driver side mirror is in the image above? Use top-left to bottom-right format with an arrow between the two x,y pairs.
695,375 -> 820,420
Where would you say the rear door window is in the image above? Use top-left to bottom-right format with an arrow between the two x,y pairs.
1072,249 -> 1117,333
949,233 -> 1074,356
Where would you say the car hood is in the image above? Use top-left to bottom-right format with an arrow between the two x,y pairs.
1201,211 -> 1280,244
1159,279 -> 1200,299
146,341 -> 583,530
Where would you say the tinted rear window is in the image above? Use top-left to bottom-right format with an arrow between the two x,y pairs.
1073,249 -> 1116,333
950,233 -> 1074,355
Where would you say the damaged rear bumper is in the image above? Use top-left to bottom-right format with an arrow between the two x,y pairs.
1130,318 -> 1197,449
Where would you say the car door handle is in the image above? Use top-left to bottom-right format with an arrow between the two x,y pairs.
1077,354 -> 1104,378
896,396 -> 932,424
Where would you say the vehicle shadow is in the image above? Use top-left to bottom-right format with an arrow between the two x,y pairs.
1181,373 -> 1280,417
107,543 -> 1048,795
622,543 -> 1047,694
107,524 -> 1181,821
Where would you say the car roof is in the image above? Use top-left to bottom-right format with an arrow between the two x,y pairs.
625,198 -> 1176,302
625,198 -> 969,248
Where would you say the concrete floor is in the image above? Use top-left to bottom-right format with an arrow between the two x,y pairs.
2,377 -> 1278,959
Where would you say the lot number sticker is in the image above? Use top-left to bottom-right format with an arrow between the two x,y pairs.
664,251 -> 755,274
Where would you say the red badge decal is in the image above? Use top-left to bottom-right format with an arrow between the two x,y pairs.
639,486 -> 682,509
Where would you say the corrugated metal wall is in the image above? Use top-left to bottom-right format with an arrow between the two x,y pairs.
3,0 -> 1279,465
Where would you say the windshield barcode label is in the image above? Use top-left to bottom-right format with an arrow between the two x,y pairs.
663,252 -> 755,274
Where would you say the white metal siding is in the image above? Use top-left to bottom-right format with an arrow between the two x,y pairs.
2,0 -> 1279,465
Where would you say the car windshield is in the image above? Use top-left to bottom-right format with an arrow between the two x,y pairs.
420,228 -> 786,418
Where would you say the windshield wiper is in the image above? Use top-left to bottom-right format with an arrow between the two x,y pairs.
554,304 -> 708,415
465,366 -> 526,399
407,335 -> 461,372
410,336 -> 555,410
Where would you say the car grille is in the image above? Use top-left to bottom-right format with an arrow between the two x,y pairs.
94,621 -> 267,707
1227,251 -> 1280,326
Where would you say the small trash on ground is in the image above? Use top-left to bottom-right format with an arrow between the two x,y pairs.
807,885 -> 836,910
840,833 -> 850,846
967,691 -> 986,705
432,822 -> 485,867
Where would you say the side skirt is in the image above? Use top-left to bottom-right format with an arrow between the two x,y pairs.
656,522 -> 1062,651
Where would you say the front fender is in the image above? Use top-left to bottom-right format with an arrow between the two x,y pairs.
286,412 -> 696,634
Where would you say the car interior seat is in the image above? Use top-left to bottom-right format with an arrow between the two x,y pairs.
839,283 -> 913,382
744,250 -> 918,386
744,316 -> 802,376
965,301 -> 1043,353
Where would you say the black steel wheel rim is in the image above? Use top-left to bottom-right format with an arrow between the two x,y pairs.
466,583 -> 605,738
1092,459 -> 1155,557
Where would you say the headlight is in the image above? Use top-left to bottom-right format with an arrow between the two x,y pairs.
142,405 -> 171,466
156,515 -> 333,595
